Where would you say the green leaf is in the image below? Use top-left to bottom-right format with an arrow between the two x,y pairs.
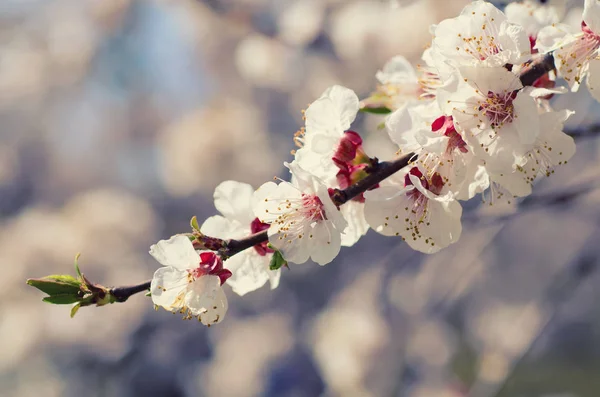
269,250 -> 288,271
27,276 -> 81,296
74,253 -> 82,278
360,106 -> 392,115
42,295 -> 81,305
70,302 -> 81,318
190,216 -> 200,232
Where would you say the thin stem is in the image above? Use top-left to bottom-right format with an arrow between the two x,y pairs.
110,282 -> 151,302
106,153 -> 415,301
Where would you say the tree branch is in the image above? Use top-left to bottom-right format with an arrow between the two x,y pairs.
518,52 -> 555,86
90,51 -> 557,305
105,153 -> 416,301
110,282 -> 152,302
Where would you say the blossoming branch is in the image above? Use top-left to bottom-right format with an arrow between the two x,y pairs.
28,0 -> 594,327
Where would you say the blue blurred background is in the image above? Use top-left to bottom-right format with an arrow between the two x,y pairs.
4,0 -> 600,396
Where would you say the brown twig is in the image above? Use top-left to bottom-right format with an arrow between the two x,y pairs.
518,52 -> 555,86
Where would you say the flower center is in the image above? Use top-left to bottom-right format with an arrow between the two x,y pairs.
269,192 -> 328,244
459,29 -> 501,61
189,252 -> 231,285
404,167 -> 445,197
478,90 -> 517,129
417,67 -> 442,100
302,194 -> 325,221
554,22 -> 600,85
431,115 -> 468,155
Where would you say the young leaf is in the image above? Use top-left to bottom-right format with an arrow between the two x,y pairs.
70,302 -> 81,318
269,250 -> 288,271
43,295 -> 81,305
74,253 -> 82,278
27,276 -> 81,296
360,106 -> 392,115
190,216 -> 201,232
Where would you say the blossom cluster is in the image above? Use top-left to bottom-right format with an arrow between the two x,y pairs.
148,0 -> 591,325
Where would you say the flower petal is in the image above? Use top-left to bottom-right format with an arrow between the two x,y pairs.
185,275 -> 228,325
214,180 -> 256,224
149,235 -> 199,270
150,266 -> 189,311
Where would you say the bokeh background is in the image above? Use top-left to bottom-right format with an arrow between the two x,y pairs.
3,0 -> 600,396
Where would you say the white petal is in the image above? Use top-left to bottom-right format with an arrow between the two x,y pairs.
201,215 -> 247,240
253,181 -> 300,223
513,89 -> 540,145
317,183 -> 347,232
225,250 -> 272,296
364,186 -> 414,237
305,85 -> 359,137
309,221 -> 342,265
151,266 -> 189,311
459,66 -> 523,94
185,275 -> 228,325
340,201 -> 369,247
270,224 -> 312,264
149,235 -> 199,270
587,58 -> 600,102
376,55 -> 418,84
268,267 -> 281,290
412,198 -> 462,253
584,0 -> 600,36
213,180 -> 255,224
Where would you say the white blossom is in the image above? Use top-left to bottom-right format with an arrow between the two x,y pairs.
149,235 -> 230,326
201,180 -> 280,297
439,66 -> 540,172
432,1 -> 530,72
505,0 -> 565,40
294,85 -> 360,183
253,162 -> 347,265
536,0 -> 600,99
364,166 -> 462,253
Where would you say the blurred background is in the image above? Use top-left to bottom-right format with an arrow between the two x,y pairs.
3,0 -> 600,396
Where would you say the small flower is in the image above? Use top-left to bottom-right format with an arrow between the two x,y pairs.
362,55 -> 423,111
517,109 -> 576,185
150,235 -> 231,326
295,85 -> 360,183
252,162 -> 347,265
364,166 -> 462,254
440,66 -> 540,172
536,0 -> 600,99
432,0 -> 530,70
386,102 -> 487,200
201,180 -> 280,296
505,0 -> 565,45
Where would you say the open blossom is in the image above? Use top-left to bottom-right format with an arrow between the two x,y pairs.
439,66 -> 540,172
294,85 -> 360,183
432,0 -> 530,72
505,0 -> 565,43
252,162 -> 347,265
295,85 -> 370,247
386,98 -> 490,201
517,108 -> 576,185
362,55 -> 422,111
201,181 -> 280,296
150,235 -> 231,326
536,0 -> 600,99
364,166 -> 462,253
